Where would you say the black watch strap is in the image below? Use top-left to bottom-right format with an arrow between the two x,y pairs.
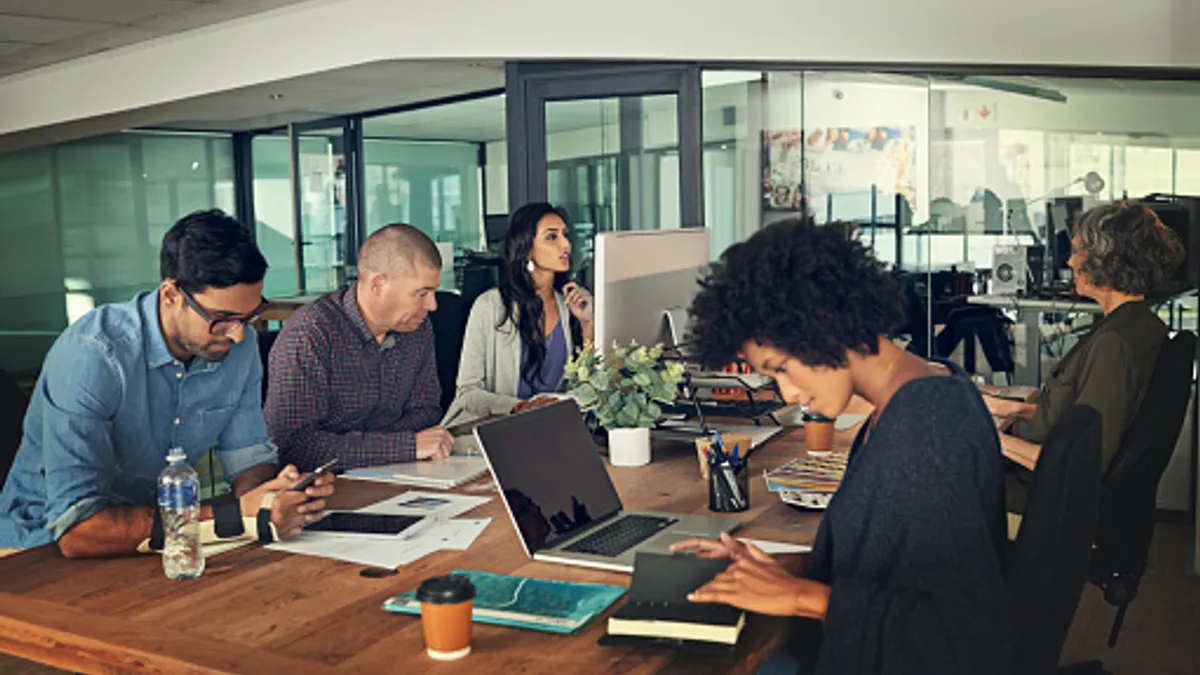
256,492 -> 276,544
212,497 -> 245,539
149,507 -> 164,551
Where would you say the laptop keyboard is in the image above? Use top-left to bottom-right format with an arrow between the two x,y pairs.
562,514 -> 677,557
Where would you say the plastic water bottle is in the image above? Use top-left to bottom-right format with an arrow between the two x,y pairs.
158,447 -> 204,580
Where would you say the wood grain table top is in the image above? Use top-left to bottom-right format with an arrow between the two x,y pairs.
0,423 -> 860,675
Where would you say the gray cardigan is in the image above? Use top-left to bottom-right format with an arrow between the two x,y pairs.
441,288 -> 575,426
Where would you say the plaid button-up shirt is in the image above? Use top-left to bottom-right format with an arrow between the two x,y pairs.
264,286 -> 442,471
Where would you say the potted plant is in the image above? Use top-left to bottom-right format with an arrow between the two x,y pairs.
564,341 -> 686,467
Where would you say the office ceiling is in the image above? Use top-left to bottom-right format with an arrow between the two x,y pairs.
0,0 -> 316,78
158,60 -> 506,131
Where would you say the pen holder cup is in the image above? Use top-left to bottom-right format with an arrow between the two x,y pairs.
708,461 -> 750,513
695,432 -> 753,480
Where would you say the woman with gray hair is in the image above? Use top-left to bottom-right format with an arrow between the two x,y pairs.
985,201 -> 1184,512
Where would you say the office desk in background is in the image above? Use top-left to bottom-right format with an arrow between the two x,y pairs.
968,294 -> 1103,387
0,424 -> 860,675
252,294 -> 326,331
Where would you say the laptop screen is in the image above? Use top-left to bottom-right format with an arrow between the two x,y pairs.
474,401 -> 624,553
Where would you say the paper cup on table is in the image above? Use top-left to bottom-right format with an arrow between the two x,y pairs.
803,414 -> 835,453
417,574 -> 476,661
695,432 -> 753,479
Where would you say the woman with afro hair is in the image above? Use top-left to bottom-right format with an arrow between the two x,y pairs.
672,217 -> 1010,675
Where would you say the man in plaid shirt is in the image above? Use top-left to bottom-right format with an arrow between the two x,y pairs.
264,224 -> 454,471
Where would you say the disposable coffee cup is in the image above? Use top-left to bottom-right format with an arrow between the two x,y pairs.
417,574 -> 476,661
803,413 -> 835,453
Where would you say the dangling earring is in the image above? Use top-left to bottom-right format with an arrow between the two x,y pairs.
526,260 -> 535,274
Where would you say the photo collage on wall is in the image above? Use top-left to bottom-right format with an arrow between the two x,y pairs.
763,127 -> 918,214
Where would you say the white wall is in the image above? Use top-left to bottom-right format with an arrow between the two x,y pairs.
0,0 -> 1195,139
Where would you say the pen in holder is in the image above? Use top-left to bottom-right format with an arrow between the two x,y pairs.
708,458 -> 750,513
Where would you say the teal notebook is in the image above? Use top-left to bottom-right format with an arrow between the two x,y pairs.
383,569 -> 626,635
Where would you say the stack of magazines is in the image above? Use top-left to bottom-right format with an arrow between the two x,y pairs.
763,452 -> 848,510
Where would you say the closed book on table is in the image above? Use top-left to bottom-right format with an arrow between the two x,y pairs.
383,569 -> 625,635
605,552 -> 745,646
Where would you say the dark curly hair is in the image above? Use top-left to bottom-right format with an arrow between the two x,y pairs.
1074,201 -> 1185,295
688,217 -> 906,370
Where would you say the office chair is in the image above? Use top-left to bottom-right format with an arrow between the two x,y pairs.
936,306 -> 1015,381
429,291 -> 469,414
1005,404 -> 1102,675
0,369 -> 28,487
257,329 -> 280,404
1088,330 -> 1196,648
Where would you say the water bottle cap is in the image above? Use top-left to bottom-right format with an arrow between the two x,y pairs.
166,447 -> 186,461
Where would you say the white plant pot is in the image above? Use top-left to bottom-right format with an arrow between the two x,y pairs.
608,427 -> 651,467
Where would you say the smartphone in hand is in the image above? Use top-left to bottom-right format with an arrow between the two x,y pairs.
289,458 -> 338,492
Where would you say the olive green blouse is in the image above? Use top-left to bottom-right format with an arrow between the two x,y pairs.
1028,300 -> 1167,470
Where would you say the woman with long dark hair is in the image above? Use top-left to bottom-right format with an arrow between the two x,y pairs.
442,203 -> 594,425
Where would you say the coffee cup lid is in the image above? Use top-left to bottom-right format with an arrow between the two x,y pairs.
416,574 -> 476,604
803,412 -> 834,422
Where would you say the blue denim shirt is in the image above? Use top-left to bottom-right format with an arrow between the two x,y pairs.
0,291 -> 278,549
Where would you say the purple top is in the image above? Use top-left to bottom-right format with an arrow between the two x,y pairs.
518,321 -> 567,399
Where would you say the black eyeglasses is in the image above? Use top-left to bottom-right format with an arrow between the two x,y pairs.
178,286 -> 269,336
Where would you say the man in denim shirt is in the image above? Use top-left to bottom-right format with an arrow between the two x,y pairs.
0,210 -> 334,556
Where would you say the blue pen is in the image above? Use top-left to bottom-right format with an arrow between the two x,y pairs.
731,443 -> 740,467
713,430 -> 726,455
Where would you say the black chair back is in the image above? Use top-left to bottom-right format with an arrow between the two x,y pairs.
257,329 -> 280,404
0,369 -> 29,487
936,306 -> 1015,377
430,291 -> 469,414
1007,404 -> 1102,675
1089,330 -> 1196,645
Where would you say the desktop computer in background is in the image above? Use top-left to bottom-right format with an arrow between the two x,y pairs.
1141,194 -> 1199,296
593,229 -> 710,355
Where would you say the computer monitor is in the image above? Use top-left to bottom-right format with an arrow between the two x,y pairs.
1142,196 -> 1199,293
484,214 -> 509,252
593,229 -> 710,355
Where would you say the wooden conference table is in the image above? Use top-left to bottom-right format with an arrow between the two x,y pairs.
0,423 -> 860,675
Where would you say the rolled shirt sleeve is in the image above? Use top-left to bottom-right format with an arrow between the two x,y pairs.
39,336 -> 126,541
215,332 -> 278,477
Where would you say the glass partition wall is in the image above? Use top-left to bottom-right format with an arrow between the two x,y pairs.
7,69 -> 1200,376
687,70 -> 1200,367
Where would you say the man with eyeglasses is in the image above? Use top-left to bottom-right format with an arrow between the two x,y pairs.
0,210 -> 334,556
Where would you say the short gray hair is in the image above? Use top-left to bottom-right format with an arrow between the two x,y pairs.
357,224 -> 441,278
1075,201 -> 1184,295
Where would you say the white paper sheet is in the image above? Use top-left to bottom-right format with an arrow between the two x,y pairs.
266,531 -> 444,568
833,414 -> 867,431
354,490 -> 491,521
738,538 -> 813,555
415,518 -> 491,551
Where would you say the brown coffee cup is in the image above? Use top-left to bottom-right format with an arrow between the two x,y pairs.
417,574 -> 476,661
803,414 -> 835,453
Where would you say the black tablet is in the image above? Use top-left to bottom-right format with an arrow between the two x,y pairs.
305,512 -> 422,535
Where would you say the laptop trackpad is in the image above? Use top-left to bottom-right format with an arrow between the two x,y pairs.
637,530 -> 698,555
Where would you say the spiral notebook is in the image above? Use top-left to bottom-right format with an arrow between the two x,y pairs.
383,569 -> 626,634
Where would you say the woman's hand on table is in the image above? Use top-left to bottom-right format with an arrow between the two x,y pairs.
671,531 -> 753,560
513,396 -> 559,414
684,538 -> 831,619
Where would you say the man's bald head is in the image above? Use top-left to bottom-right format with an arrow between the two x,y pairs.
357,223 -> 441,279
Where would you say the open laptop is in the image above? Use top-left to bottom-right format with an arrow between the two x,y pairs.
474,400 -> 740,573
